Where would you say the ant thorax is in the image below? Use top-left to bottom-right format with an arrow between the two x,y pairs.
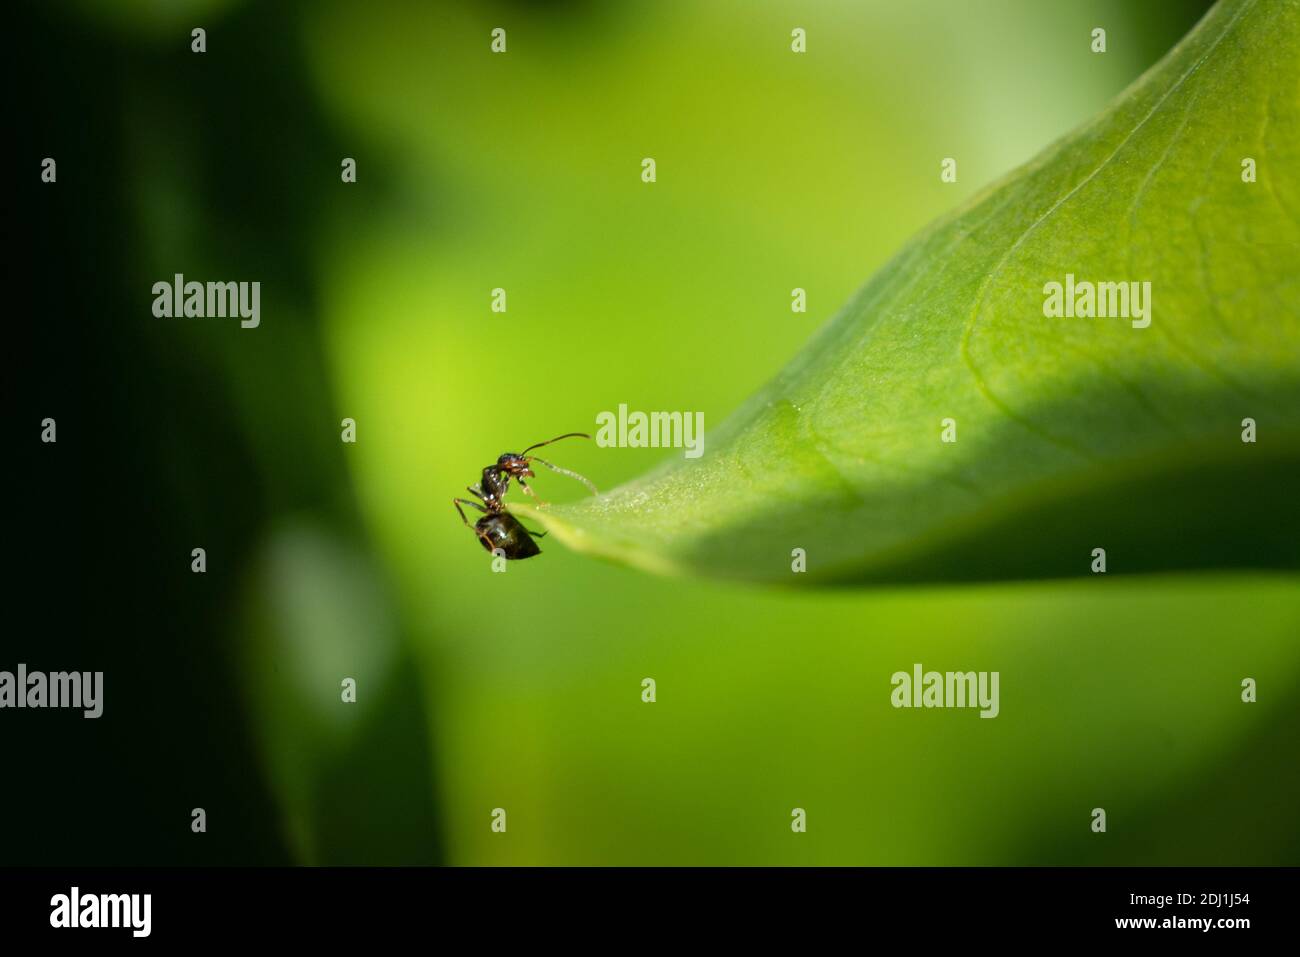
479,466 -> 509,505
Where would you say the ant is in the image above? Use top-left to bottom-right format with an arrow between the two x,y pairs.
454,432 -> 598,559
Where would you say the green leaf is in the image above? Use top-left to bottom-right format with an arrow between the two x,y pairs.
513,0 -> 1300,584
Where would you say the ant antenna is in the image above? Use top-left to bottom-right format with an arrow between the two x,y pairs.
521,432 -> 590,456
529,456 -> 599,495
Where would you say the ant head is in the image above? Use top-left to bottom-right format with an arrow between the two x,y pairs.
497,453 -> 534,477
495,434 -> 590,481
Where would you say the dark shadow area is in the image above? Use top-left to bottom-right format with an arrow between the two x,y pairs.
10,1 -> 442,864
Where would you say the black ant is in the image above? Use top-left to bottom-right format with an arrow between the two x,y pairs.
454,433 -> 597,559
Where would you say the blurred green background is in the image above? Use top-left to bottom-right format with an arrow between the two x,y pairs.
13,0 -> 1298,865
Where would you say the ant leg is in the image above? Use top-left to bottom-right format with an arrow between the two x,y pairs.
453,497 -> 487,526
515,477 -> 549,508
466,485 -> 486,500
